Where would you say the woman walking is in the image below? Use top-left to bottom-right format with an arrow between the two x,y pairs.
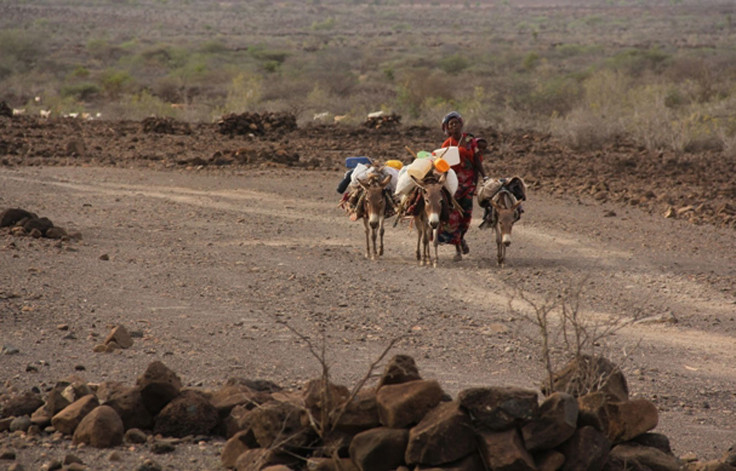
437,111 -> 487,261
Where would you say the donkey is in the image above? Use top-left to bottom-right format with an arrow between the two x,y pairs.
488,190 -> 523,267
358,174 -> 393,260
411,173 -> 447,268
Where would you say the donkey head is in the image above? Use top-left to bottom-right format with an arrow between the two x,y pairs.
412,173 -> 446,229
359,174 -> 392,229
491,191 -> 522,246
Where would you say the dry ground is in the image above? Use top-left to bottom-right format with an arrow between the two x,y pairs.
1,116 -> 735,469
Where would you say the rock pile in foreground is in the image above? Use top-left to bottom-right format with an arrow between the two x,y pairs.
1,355 -> 734,471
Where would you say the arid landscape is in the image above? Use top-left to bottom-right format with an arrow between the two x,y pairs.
1,111 -> 735,469
1,1 -> 736,470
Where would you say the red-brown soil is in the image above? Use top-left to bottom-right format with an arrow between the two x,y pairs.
1,114 -> 735,469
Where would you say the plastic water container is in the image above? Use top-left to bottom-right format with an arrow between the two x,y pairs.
444,168 -> 458,195
406,158 -> 433,180
433,158 -> 450,173
395,167 -> 414,196
431,147 -> 460,166
346,156 -> 372,169
416,150 -> 432,159
385,159 -> 403,170
350,163 -> 371,186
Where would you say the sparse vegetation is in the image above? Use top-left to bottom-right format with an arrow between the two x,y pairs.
507,276 -> 643,395
1,0 -> 735,155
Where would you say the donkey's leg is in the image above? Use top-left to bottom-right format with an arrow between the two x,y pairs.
371,225 -> 379,260
363,218 -> 371,259
415,225 -> 422,263
431,227 -> 439,268
378,217 -> 385,256
495,226 -> 505,266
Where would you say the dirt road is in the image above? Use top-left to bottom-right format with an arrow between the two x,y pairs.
2,165 -> 735,466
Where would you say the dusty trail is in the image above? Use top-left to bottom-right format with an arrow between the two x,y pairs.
2,166 -> 735,462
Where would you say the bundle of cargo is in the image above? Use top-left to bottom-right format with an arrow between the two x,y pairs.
338,158 -> 401,221
395,146 -> 460,201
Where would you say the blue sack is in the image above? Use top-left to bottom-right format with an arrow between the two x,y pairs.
345,156 -> 371,168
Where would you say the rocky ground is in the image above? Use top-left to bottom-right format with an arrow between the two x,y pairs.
1,113 -> 735,470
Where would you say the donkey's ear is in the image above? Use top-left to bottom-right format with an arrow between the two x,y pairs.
379,174 -> 392,188
490,198 -> 502,211
438,172 -> 447,185
512,200 -> 523,210
410,175 -> 425,190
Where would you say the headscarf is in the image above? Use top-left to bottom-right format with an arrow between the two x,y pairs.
441,111 -> 463,136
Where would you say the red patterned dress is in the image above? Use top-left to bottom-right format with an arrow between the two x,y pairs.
437,134 -> 483,246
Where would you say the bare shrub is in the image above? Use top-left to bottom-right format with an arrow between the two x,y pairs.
396,68 -> 454,119
113,90 -> 175,121
277,319 -> 402,440
507,276 -> 643,396
549,107 -> 624,150
219,73 -> 263,114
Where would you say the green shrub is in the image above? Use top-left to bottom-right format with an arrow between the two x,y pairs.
0,29 -> 46,75
605,47 -> 671,76
522,52 -> 540,71
220,73 -> 263,114
99,69 -> 134,98
60,83 -> 100,101
395,68 -> 453,119
527,75 -> 583,116
118,90 -> 174,120
311,17 -> 336,31
249,46 -> 290,64
438,54 -> 470,75
199,40 -> 228,54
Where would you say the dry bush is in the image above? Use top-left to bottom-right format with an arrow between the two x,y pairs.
507,276 -> 643,395
219,73 -> 263,115
396,68 -> 454,119
277,320 -> 401,440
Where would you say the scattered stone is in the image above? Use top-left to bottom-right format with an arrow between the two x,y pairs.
124,428 -> 148,444
222,430 -> 260,468
605,399 -> 659,443
405,401 -> 475,466
9,416 -> 31,432
377,354 -> 422,388
248,399 -> 312,449
349,427 -> 409,471
106,386 -> 154,431
303,378 -> 349,425
477,428 -> 535,471
136,458 -> 163,471
150,438 -> 176,454
63,453 -> 83,465
153,390 -> 218,438
73,405 -> 124,448
1,344 -> 20,355
521,392 -> 579,451
2,390 -> 44,417
376,380 -> 445,428
51,394 -> 99,435
136,361 -> 183,415
457,386 -> 539,431
610,443 -> 682,471
104,325 -> 134,349
559,425 -> 611,471
0,446 -> 16,460
0,208 -> 38,227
